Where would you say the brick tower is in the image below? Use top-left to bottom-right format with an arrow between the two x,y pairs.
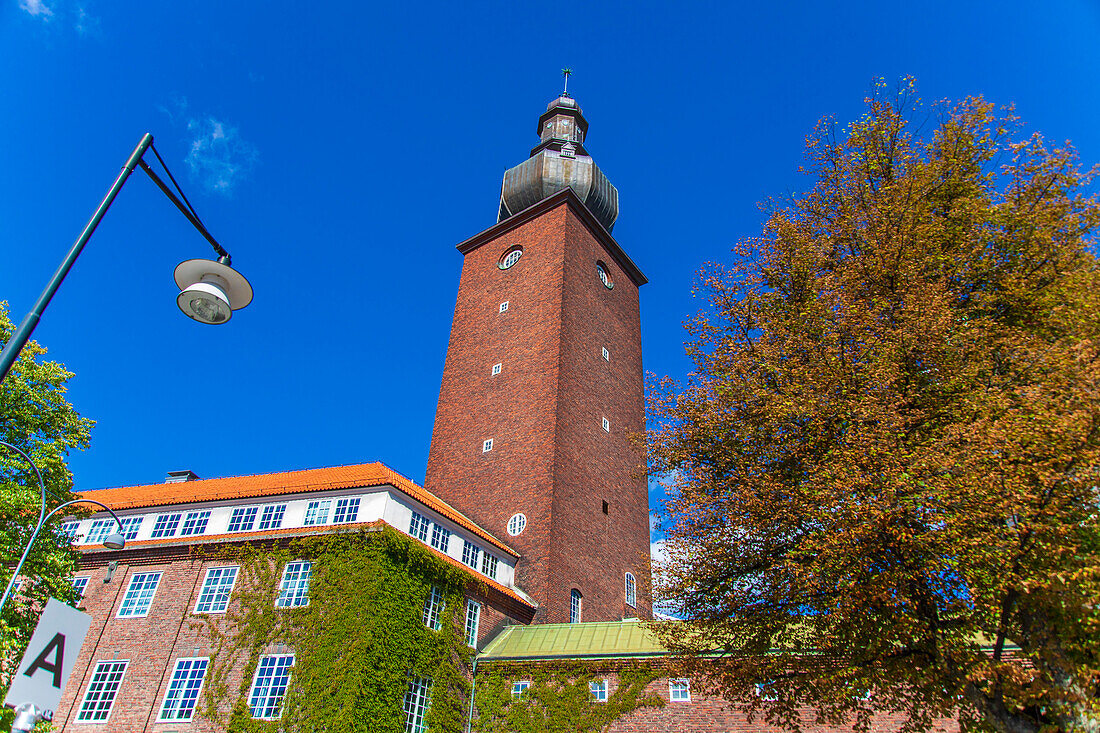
425,90 -> 651,623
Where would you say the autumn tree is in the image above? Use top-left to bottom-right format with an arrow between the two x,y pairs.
0,303 -> 93,716
648,82 -> 1100,733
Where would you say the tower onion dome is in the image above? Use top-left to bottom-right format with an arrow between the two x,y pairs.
497,94 -> 619,232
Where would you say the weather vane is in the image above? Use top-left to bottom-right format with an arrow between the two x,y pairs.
561,68 -> 573,96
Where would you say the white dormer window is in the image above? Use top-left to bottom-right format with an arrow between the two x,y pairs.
561,142 -> 576,159
602,417 -> 610,432
499,301 -> 509,313
491,363 -> 502,376
483,439 -> 493,452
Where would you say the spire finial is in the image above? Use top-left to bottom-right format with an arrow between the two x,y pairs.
561,68 -> 573,97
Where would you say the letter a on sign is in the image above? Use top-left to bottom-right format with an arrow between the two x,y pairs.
4,598 -> 92,715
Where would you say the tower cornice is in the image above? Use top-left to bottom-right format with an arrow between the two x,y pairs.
457,187 -> 647,287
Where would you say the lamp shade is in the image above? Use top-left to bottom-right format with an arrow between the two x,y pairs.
174,258 -> 253,324
103,533 -> 126,550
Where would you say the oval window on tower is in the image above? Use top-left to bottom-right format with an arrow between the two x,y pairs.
507,513 -> 527,536
499,246 -> 523,270
596,262 -> 613,289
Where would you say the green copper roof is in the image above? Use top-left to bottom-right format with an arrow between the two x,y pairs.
478,621 -> 668,661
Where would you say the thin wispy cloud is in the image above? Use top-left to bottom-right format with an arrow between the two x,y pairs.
185,117 -> 258,196
19,0 -> 54,17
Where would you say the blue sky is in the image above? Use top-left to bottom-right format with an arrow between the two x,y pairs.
3,1 -> 1099,550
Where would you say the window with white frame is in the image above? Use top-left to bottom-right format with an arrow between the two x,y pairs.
461,540 -> 480,569
303,500 -> 332,526
72,576 -> 90,598
61,521 -> 80,540
480,553 -> 498,579
422,585 -> 444,631
84,518 -> 114,545
257,504 -> 286,531
180,510 -> 211,536
482,438 -> 493,452
511,680 -> 530,699
602,416 -> 610,432
227,506 -> 259,533
499,301 -> 509,313
195,567 -> 238,614
602,346 -> 610,361
158,657 -> 209,721
151,513 -> 182,539
669,678 -> 691,702
465,599 -> 481,647
491,362 -> 502,376
403,676 -> 432,733
507,513 -> 526,536
409,511 -> 430,542
430,524 -> 451,553
755,681 -> 778,701
625,572 -> 637,608
77,660 -> 128,722
499,246 -> 523,270
333,497 -> 360,523
118,516 -> 143,540
276,561 -> 312,608
248,654 -> 294,719
118,572 -> 161,618
589,679 -> 608,702
570,589 -> 582,623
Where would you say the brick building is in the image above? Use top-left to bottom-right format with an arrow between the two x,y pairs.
33,90 -> 960,732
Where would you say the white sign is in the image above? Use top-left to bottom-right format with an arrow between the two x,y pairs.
3,598 -> 92,720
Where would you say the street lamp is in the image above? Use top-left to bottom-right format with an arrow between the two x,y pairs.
0,441 -> 126,616
0,132 -> 253,385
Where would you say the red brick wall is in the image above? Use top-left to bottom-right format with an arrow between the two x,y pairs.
425,198 -> 651,622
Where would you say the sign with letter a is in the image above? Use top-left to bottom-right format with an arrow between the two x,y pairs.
3,598 -> 93,719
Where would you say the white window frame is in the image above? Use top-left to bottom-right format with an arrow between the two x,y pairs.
511,680 -> 530,699
118,516 -> 144,540
589,678 -> 608,702
227,506 -> 259,533
180,510 -> 211,536
499,247 -> 523,269
430,523 -> 451,553
499,301 -> 509,313
194,566 -> 239,614
248,654 -> 294,719
481,553 -> 498,579
117,571 -> 162,618
669,678 -> 691,701
151,513 -> 182,539
507,513 -> 526,536
461,540 -> 480,569
570,588 -> 582,623
602,416 -> 610,432
491,362 -> 502,376
257,504 -> 287,531
158,657 -> 209,721
625,572 -> 637,608
602,346 -> 610,361
303,499 -> 332,526
403,676 -> 432,733
61,520 -> 80,541
275,561 -> 313,608
465,599 -> 481,648
72,576 -> 90,598
77,660 -> 129,722
482,438 -> 493,452
333,497 -> 361,524
85,518 -> 114,545
409,511 -> 430,542
423,585 -> 444,630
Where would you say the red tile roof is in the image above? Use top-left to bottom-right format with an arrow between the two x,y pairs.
78,463 -> 518,557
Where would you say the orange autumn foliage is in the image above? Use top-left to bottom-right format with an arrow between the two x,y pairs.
648,81 -> 1100,733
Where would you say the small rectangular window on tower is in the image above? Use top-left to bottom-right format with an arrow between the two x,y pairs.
499,301 -> 509,313
602,346 -> 610,361
491,363 -> 502,376
482,438 -> 493,452
602,417 -> 610,432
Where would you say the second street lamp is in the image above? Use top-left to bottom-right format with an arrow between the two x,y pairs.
0,132 -> 254,385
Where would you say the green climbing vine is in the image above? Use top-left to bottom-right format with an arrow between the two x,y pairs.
473,661 -> 664,732
193,527 -> 472,733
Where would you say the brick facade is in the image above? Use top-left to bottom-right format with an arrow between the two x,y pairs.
425,190 -> 652,624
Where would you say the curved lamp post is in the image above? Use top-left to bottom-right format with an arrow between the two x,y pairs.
0,441 -> 126,616
0,133 -> 253,386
